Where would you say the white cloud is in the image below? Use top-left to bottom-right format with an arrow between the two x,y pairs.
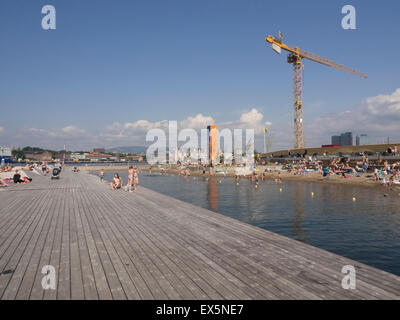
2,110 -> 273,150
221,108 -> 271,135
61,125 -> 86,135
240,108 -> 263,124
6,88 -> 399,151
365,88 -> 400,117
179,114 -> 215,129
305,88 -> 400,146
26,125 -> 87,139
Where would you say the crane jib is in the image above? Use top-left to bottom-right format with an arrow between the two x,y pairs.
265,34 -> 367,149
265,35 -> 367,78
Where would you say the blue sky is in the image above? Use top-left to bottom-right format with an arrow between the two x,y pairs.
0,0 -> 399,150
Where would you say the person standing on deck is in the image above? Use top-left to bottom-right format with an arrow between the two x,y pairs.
100,169 -> 104,182
126,166 -> 134,192
133,166 -> 139,191
42,162 -> 47,175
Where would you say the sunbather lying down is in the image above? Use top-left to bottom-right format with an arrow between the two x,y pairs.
0,178 -> 7,187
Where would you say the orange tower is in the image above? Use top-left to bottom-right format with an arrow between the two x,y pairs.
207,125 -> 218,165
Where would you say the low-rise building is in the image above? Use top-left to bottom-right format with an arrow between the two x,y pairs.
69,153 -> 87,161
125,155 -> 144,162
86,152 -> 113,161
25,151 -> 53,162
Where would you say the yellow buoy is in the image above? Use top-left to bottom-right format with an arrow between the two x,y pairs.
352,197 -> 356,201
279,188 -> 282,192
311,192 -> 314,196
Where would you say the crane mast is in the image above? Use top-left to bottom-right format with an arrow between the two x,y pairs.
289,54 -> 304,149
265,35 -> 366,150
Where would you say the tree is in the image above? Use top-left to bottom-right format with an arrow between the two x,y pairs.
12,149 -> 25,160
254,150 -> 260,162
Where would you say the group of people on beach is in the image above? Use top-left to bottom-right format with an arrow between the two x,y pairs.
105,166 -> 139,192
275,152 -> 400,188
0,164 -> 33,188
0,164 -> 13,173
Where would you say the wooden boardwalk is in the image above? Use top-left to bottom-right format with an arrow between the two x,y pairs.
0,168 -> 399,300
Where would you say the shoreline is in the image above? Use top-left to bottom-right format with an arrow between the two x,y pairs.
79,165 -> 400,194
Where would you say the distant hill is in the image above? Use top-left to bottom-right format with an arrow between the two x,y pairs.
106,146 -> 147,154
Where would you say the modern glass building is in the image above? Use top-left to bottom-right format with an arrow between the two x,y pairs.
331,132 -> 353,146
356,134 -> 369,146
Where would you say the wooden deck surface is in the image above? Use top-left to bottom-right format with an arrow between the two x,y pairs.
0,168 -> 399,300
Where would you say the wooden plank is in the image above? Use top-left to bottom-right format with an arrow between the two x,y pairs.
77,190 -> 127,300
57,187 -> 71,300
0,169 -> 399,300
74,186 -> 113,300
29,188 -> 62,300
1,189 -> 56,299
97,190 -> 255,300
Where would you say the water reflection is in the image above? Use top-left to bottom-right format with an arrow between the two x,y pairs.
292,184 -> 306,242
207,177 -> 219,212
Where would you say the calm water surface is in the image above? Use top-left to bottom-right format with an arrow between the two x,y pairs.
99,171 -> 400,276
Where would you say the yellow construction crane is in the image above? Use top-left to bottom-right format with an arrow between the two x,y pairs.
265,34 -> 367,150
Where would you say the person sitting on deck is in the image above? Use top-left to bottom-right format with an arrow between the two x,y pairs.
3,164 -> 12,172
110,173 -> 123,190
13,170 -> 29,184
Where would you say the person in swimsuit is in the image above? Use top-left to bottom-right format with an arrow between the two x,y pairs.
126,166 -> 134,192
100,169 -> 104,182
42,162 -> 47,175
133,167 -> 139,191
110,173 -> 123,190
0,178 -> 8,187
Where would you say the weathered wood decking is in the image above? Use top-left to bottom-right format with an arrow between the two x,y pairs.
0,168 -> 399,300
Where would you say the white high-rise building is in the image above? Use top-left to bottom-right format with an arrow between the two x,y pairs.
356,134 -> 369,146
